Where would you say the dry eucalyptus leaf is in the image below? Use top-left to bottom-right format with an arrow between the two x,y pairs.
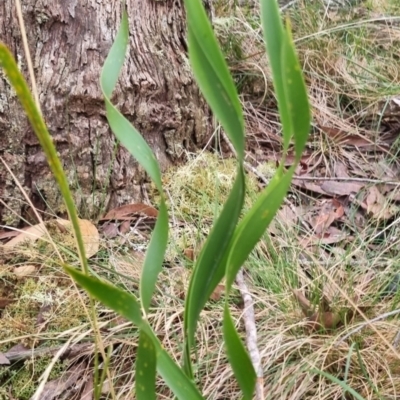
5,219 -> 100,258
0,352 -> 10,365
320,180 -> 364,196
210,284 -> 225,301
14,265 -> 36,279
363,186 -> 398,220
101,202 -> 158,220
4,222 -> 47,247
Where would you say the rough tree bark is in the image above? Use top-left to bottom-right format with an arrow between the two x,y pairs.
0,0 -> 212,227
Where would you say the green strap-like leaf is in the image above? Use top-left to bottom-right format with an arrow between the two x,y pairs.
65,267 -> 204,400
183,2 -> 244,161
0,43 -> 89,275
225,169 -> 294,290
223,305 -> 256,399
281,24 -> 311,161
99,10 -> 168,314
136,331 -> 156,400
260,0 -> 292,149
183,166 -> 245,377
181,0 -> 247,381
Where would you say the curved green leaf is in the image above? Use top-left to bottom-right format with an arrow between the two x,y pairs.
65,267 -> 205,400
140,201 -> 169,313
136,331 -> 156,400
184,166 -> 245,377
223,305 -> 256,400
281,24 -> 311,161
0,43 -> 88,274
260,0 -> 292,149
184,1 -> 244,161
99,10 -> 168,314
225,169 -> 294,290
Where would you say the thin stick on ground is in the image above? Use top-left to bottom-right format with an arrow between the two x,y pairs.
236,268 -> 264,400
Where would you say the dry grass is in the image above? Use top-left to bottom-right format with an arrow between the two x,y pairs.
2,0 -> 400,399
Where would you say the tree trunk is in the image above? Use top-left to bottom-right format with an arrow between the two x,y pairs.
0,0 -> 212,227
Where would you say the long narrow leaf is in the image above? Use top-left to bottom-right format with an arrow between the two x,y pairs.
184,166 -> 246,377
225,169 -> 294,290
0,43 -> 88,274
136,331 -> 156,400
99,10 -> 168,314
223,305 -> 256,400
260,0 -> 292,148
281,24 -> 311,159
184,3 -> 244,160
65,267 -> 204,400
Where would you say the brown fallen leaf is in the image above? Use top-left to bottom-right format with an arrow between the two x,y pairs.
320,125 -> 373,148
312,199 -> 344,235
320,181 -> 364,196
362,186 -> 398,220
292,289 -> 313,317
5,219 -> 100,258
210,284 -> 225,301
101,203 -> 158,220
300,226 -> 348,247
0,297 -> 15,308
0,352 -> 10,365
13,265 -> 37,279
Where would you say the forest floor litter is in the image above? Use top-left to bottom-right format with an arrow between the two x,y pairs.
1,0 -> 400,398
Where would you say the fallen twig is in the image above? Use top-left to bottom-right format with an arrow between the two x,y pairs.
293,175 -> 400,186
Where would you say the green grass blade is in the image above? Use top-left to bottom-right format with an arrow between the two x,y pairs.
136,331 -> 156,400
260,0 -> 292,148
99,10 -> 168,313
0,43 -> 88,274
282,24 -> 311,160
184,4 -> 244,161
312,369 -> 366,400
183,166 -> 246,377
223,305 -> 256,399
65,267 -> 205,400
